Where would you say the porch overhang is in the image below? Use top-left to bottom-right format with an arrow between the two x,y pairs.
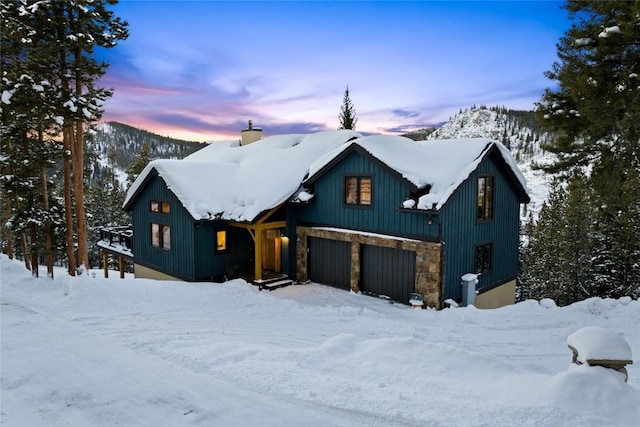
228,205 -> 287,281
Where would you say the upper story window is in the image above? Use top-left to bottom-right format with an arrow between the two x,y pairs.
477,176 -> 494,221
474,242 -> 492,274
345,176 -> 372,206
151,223 -> 171,250
216,230 -> 227,253
151,201 -> 170,214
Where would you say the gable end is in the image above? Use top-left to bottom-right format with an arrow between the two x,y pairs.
123,168 -> 161,212
305,144 -> 421,192
485,145 -> 530,204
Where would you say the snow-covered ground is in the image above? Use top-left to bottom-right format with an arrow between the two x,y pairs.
2,255 -> 638,426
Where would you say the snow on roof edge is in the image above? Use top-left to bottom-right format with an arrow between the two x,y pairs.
123,130 -> 362,221
123,133 -> 528,219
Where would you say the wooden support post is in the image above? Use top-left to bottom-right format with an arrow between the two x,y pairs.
119,256 -> 125,279
103,250 -> 109,278
255,229 -> 262,281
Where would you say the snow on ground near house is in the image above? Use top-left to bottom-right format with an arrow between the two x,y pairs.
1,255 -> 639,427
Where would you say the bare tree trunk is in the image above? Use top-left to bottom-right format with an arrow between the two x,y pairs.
63,125 -> 76,276
3,197 -> 14,259
40,129 -> 54,278
30,222 -> 38,278
72,123 -> 88,272
53,2 -> 76,276
20,231 -> 31,271
73,45 -> 89,273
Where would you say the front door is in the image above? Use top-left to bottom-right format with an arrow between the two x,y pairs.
262,229 -> 281,273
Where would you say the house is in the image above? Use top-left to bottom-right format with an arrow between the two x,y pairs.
121,128 -> 529,309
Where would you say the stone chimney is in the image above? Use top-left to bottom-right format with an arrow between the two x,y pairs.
240,120 -> 262,146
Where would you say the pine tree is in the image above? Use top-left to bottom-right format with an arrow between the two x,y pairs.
522,183 -> 571,303
521,175 -> 596,305
501,128 -> 510,149
0,1 -> 128,274
534,0 -> 640,299
537,1 -> 640,174
338,86 -> 357,130
561,172 -> 595,302
54,1 -> 129,272
590,153 -> 640,298
126,142 -> 151,185
1,2 -> 65,276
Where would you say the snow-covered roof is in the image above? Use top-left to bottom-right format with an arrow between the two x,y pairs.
306,135 -> 528,211
123,131 -> 527,222
123,130 -> 361,222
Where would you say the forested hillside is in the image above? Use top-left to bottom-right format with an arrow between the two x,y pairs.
85,122 -> 205,185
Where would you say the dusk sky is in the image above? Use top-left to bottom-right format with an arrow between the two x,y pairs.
99,1 -> 570,142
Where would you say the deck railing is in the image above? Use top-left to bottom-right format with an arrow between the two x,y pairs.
99,226 -> 133,251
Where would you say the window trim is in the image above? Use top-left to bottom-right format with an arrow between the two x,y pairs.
151,222 -> 171,250
474,242 -> 492,274
215,229 -> 228,254
476,175 -> 494,222
343,174 -> 373,208
150,200 -> 171,214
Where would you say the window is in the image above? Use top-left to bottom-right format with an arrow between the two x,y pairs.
162,225 -> 170,249
475,243 -> 492,274
216,230 -> 227,253
150,201 -> 170,214
151,223 -> 171,250
345,176 -> 372,206
477,176 -> 494,221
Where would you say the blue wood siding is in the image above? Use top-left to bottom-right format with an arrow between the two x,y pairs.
283,204 -> 297,276
295,151 -> 440,239
293,148 -> 522,304
130,174 -> 196,280
194,222 -> 253,280
440,152 -> 521,301
130,173 -> 254,281
131,148 -> 523,298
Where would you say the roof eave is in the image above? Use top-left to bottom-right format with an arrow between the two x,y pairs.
485,144 -> 531,203
397,207 -> 440,215
122,168 -> 158,212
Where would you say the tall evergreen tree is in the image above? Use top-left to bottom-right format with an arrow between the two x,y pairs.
1,1 -> 66,276
0,0 -> 128,274
338,86 -> 357,130
126,142 -> 151,185
534,0 -> 640,299
520,175 -> 595,305
521,183 -> 571,303
537,1 -> 640,174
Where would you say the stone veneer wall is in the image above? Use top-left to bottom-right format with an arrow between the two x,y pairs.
296,226 -> 442,308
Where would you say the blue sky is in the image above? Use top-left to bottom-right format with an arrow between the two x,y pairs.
100,1 -> 570,141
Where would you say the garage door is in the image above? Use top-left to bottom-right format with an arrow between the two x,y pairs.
308,237 -> 351,291
361,245 -> 416,305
